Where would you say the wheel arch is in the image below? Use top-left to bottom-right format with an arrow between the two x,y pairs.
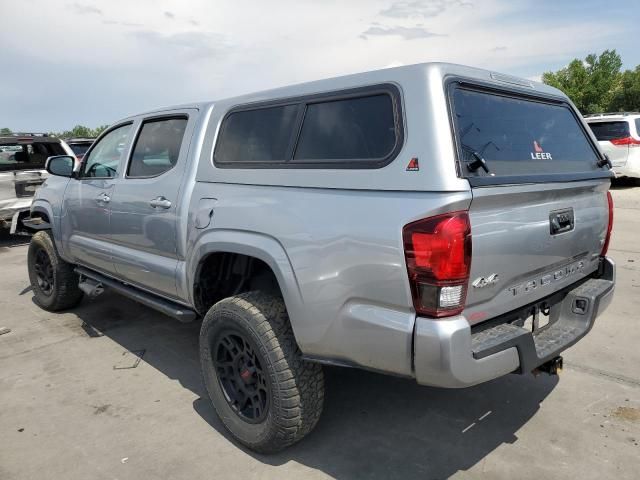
186,230 -> 307,345
30,202 -> 53,225
29,200 -> 68,255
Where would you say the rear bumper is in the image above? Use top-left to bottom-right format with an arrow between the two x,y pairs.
413,257 -> 615,388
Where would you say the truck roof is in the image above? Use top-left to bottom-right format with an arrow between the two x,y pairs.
125,62 -> 566,120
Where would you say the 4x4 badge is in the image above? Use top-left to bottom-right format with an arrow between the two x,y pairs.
472,273 -> 499,289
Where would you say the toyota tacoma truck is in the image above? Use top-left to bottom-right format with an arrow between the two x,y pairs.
25,63 -> 615,453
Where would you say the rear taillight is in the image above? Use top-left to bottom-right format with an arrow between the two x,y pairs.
610,136 -> 640,147
403,211 -> 471,318
601,191 -> 614,256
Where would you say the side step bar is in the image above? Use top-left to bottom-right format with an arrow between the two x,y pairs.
74,266 -> 198,323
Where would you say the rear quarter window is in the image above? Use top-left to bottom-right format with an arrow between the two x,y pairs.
451,87 -> 600,177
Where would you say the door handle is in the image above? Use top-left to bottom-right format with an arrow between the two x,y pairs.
150,196 -> 172,209
95,192 -> 110,203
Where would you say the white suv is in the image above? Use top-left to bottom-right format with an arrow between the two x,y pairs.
585,112 -> 640,179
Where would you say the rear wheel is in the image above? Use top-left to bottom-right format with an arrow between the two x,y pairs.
200,292 -> 324,453
27,231 -> 83,311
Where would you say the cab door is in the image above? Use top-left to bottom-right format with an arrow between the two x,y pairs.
60,123 -> 134,274
108,111 -> 196,299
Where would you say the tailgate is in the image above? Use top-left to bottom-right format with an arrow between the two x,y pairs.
464,180 -> 609,324
448,82 -> 612,325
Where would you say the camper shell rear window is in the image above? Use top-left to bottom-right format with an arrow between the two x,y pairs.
449,83 -> 606,184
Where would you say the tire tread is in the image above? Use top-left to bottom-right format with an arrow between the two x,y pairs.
200,291 -> 324,453
28,231 -> 83,311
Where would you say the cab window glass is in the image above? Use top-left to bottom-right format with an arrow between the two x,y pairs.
128,118 -> 187,177
82,124 -> 132,178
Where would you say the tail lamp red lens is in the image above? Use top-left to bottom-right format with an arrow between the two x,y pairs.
601,191 -> 614,256
403,211 -> 471,318
610,136 -> 640,147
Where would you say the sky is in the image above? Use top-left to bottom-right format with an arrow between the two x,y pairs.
1,0 -> 639,132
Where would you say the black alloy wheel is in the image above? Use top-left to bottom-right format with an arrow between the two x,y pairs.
33,247 -> 54,296
213,330 -> 270,423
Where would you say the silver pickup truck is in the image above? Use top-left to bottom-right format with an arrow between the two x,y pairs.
26,62 -> 615,453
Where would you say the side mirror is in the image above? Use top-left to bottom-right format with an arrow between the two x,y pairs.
45,155 -> 75,177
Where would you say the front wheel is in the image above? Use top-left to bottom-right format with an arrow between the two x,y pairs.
199,292 -> 324,453
27,231 -> 83,311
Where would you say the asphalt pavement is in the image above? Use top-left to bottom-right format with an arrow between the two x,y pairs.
0,182 -> 638,480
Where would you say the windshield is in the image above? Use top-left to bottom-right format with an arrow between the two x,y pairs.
451,87 -> 601,177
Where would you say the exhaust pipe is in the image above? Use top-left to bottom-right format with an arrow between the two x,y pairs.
78,277 -> 104,299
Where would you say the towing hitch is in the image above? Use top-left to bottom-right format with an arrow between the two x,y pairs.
534,356 -> 563,376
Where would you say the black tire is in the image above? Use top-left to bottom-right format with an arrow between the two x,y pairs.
27,231 -> 83,311
200,291 -> 324,453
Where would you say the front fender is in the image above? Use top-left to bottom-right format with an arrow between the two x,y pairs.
30,201 -> 54,224
29,200 -> 67,254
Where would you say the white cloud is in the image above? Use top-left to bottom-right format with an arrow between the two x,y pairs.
69,2 -> 103,16
0,0 -> 630,130
360,25 -> 445,40
379,0 -> 472,19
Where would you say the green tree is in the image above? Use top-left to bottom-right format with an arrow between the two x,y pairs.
0,127 -> 12,135
609,66 -> 640,112
92,124 -> 108,137
48,124 -> 109,138
542,50 -> 623,114
69,125 -> 93,138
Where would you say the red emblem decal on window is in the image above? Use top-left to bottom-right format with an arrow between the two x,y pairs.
534,140 -> 544,153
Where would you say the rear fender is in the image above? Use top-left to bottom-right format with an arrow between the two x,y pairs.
183,229 -> 306,343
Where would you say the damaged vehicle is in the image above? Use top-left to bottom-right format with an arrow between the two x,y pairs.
25,63 -> 615,453
0,133 -> 74,232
